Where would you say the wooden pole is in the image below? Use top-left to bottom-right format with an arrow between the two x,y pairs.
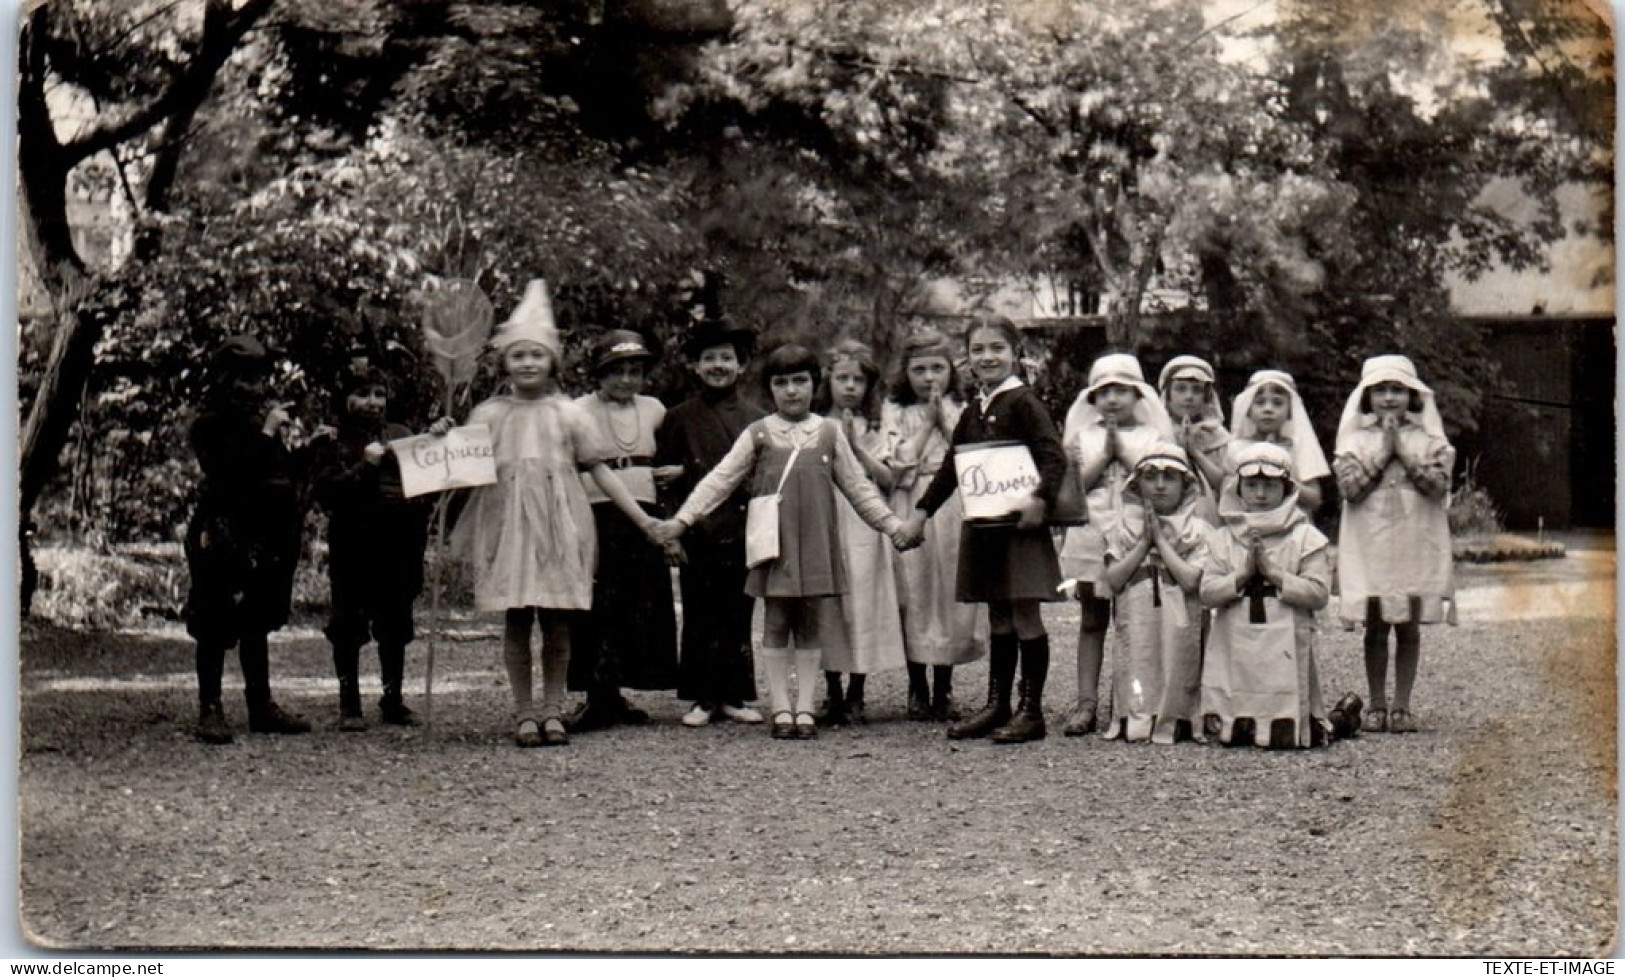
422,382 -> 455,734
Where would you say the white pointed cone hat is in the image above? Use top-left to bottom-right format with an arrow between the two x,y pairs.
491,279 -> 562,360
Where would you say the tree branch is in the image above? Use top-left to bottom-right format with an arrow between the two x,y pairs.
63,0 -> 275,166
1008,92 -> 1059,138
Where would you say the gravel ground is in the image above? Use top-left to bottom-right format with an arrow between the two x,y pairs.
17,558 -> 1618,955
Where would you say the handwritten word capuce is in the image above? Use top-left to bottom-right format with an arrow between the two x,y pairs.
391,424 -> 498,498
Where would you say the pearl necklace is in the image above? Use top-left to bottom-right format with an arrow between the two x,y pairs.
598,396 -> 641,453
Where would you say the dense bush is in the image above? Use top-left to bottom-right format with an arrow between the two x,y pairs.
1448,459 -> 1505,538
29,523 -> 478,633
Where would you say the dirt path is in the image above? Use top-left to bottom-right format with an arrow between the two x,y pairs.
17,557 -> 1617,954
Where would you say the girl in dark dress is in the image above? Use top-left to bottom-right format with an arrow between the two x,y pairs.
657,345 -> 909,740
900,317 -> 1066,744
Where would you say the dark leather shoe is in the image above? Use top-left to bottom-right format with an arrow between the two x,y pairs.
195,703 -> 233,745
514,719 -> 543,748
1061,699 -> 1097,736
990,706 -> 1047,744
379,696 -> 418,727
248,701 -> 311,735
946,702 -> 1011,740
1328,693 -> 1364,740
541,716 -> 569,746
563,700 -> 616,733
816,697 -> 849,727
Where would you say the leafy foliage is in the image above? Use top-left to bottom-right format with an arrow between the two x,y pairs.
22,0 -> 1611,551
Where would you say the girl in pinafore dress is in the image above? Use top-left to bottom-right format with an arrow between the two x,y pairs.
1099,444 -> 1207,744
899,317 -> 1066,745
1196,442 -> 1334,749
814,339 -> 906,726
1056,353 -> 1174,736
1333,354 -> 1456,735
1158,354 -> 1231,518
452,281 -> 662,748
883,327 -> 986,721
657,344 -> 910,740
1227,369 -> 1330,513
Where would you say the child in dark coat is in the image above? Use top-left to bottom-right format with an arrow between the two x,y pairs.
654,318 -> 769,727
309,365 -> 448,730
185,335 -> 312,745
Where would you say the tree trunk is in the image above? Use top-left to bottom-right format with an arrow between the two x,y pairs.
17,7 -> 93,526
17,0 -> 275,611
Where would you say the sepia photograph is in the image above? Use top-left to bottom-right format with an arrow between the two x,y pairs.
12,0 -> 1618,957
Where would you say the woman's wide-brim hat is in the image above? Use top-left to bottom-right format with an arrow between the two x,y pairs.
680,317 -> 757,359
593,329 -> 656,372
1233,441 -> 1295,480
490,279 -> 563,359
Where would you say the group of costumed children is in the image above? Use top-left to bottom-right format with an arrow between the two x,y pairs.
184,285 -> 1456,751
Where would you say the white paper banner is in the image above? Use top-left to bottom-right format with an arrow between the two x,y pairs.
390,424 -> 498,498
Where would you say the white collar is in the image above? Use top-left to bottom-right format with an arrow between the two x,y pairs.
766,413 -> 822,434
976,375 -> 1023,411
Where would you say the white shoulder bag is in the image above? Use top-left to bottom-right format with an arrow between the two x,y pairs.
744,439 -> 805,570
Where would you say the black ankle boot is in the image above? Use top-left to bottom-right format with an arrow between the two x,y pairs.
338,676 -> 366,732
195,701 -> 233,745
818,671 -> 849,727
248,700 -> 312,735
948,634 -> 1016,740
990,683 -> 1048,743
843,675 -> 868,725
379,691 -> 418,727
906,663 -> 931,720
377,643 -> 418,726
334,643 -> 365,731
992,635 -> 1049,743
930,665 -> 957,720
566,686 -> 620,733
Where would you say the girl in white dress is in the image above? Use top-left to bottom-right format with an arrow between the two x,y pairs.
1227,369 -> 1330,513
815,340 -> 906,725
1332,355 -> 1456,734
1056,353 -> 1174,736
453,281 -> 659,748
882,328 -> 986,721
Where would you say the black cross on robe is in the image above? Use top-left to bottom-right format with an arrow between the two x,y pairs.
1241,572 -> 1279,623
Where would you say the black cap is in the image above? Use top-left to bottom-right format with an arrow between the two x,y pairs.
341,363 -> 391,396
208,335 -> 269,378
680,319 -> 756,360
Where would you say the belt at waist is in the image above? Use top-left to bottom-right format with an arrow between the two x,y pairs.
594,455 -> 654,471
